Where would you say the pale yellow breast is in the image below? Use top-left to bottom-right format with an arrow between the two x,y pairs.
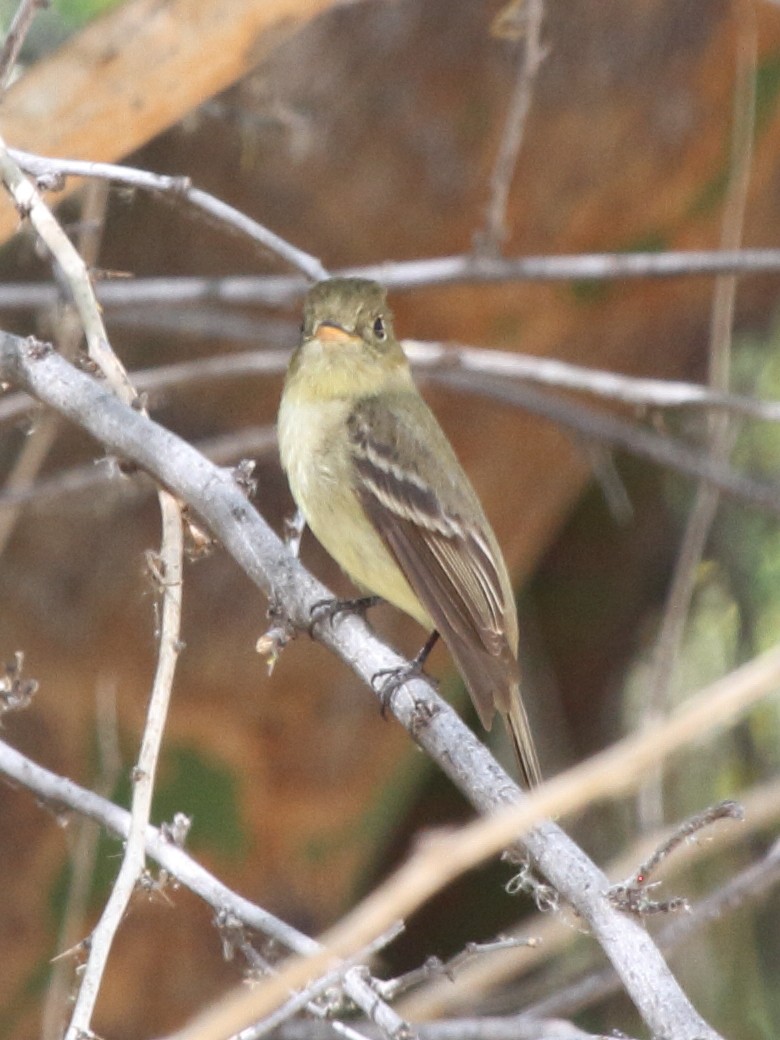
277,394 -> 432,630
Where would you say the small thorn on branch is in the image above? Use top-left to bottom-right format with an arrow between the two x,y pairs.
232,458 -> 257,498
160,811 -> 192,848
181,505 -> 216,560
256,601 -> 296,675
0,650 -> 38,716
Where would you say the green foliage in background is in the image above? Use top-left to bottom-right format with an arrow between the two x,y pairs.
622,310 -> 780,790
52,0 -> 123,29
0,0 -> 124,63
645,312 -> 780,1038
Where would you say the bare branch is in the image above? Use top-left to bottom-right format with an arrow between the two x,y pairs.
527,832 -> 780,1024
276,1015 -> 624,1040
0,738 -> 414,1035
379,937 -> 540,1003
401,774 -> 780,1018
405,340 -> 780,423
0,134 -> 187,1039
166,625 -> 780,1040
3,247 -> 780,314
63,493 -> 182,1040
5,342 -> 780,522
608,800 -> 744,915
8,338 -> 780,434
11,149 -> 329,279
0,332 -> 740,1040
433,371 -> 780,517
639,4 -> 758,828
475,0 -> 546,253
240,926 -> 405,1040
0,178 -> 110,556
0,135 -> 136,403
0,0 -> 47,92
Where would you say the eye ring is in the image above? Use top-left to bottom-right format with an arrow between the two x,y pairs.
373,315 -> 387,340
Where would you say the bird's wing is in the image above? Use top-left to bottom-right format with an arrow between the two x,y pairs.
347,395 -> 518,728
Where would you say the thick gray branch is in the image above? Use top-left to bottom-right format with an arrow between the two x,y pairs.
0,331 -> 722,1040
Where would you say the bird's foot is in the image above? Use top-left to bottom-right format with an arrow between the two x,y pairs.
309,595 -> 382,631
371,631 -> 440,718
371,659 -> 429,718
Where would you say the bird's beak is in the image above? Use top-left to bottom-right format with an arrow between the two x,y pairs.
314,321 -> 363,345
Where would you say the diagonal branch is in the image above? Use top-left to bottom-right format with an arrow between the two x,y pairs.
0,0 -> 47,92
0,330 -> 741,1040
0,134 -> 186,1040
0,738 -> 412,1038
0,0 -> 361,243
11,149 -> 328,279
4,342 -> 780,519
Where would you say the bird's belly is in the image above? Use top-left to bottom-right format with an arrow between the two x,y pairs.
279,400 -> 431,629
316,499 -> 427,620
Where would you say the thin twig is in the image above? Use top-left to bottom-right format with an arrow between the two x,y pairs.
11,148 -> 329,280
4,249 -> 780,314
379,936 -> 539,1003
0,738 -> 416,1036
238,925 -> 406,1040
41,679 -> 122,1040
0,331 -> 736,1040
0,135 -> 135,404
0,179 -> 109,557
63,493 -> 182,1040
608,800 -> 744,914
7,338 -> 780,432
0,0 -> 47,92
0,135 -> 186,1040
475,0 -> 545,254
161,632 -> 780,1040
639,2 -> 757,828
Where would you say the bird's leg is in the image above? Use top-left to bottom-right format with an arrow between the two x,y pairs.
372,630 -> 440,717
413,629 -> 440,667
309,594 -> 383,629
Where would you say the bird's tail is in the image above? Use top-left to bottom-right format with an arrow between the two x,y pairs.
503,686 -> 542,789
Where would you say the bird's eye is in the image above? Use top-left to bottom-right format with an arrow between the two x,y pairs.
373,316 -> 387,340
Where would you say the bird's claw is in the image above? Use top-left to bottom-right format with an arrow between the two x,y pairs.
309,595 -> 382,629
371,659 -> 428,718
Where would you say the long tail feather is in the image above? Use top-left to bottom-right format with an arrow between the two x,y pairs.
503,687 -> 542,788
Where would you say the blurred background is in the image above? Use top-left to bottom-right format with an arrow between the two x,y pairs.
2,0 -> 780,1036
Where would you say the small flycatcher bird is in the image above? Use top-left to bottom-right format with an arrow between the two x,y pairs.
277,277 -> 541,787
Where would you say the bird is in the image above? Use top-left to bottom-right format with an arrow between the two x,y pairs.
277,276 -> 541,787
